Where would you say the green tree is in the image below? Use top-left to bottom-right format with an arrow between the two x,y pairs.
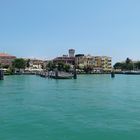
84,66 -> 93,73
26,59 -> 30,68
46,61 -> 56,71
114,58 -> 133,71
126,58 -> 132,64
121,63 -> 127,70
113,62 -> 123,69
134,61 -> 140,70
57,62 -> 71,72
57,62 -> 64,71
64,64 -> 70,72
12,58 -> 26,72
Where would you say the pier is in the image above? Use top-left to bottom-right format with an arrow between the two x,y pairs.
37,70 -> 77,79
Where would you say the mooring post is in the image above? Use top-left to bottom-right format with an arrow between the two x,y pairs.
111,71 -> 115,78
73,65 -> 77,79
0,69 -> 4,80
55,68 -> 58,79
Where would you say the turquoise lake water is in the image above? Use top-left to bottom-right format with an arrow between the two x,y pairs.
0,75 -> 140,140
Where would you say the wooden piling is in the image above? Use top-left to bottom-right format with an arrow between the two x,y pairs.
111,71 -> 115,78
73,66 -> 77,79
55,69 -> 58,79
0,69 -> 4,80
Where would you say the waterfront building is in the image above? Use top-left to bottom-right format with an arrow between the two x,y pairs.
101,56 -> 112,72
94,56 -> 102,68
29,59 -> 44,69
75,54 -> 85,68
75,54 -> 112,72
53,56 -> 75,65
25,58 -> 44,71
94,56 -> 112,72
31,59 -> 43,69
86,55 -> 95,67
53,49 -> 75,66
75,54 -> 95,69
0,53 -> 16,67
43,60 -> 50,69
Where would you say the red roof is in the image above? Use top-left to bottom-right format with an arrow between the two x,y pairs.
0,53 -> 16,58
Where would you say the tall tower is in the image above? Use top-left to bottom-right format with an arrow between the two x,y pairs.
69,49 -> 75,57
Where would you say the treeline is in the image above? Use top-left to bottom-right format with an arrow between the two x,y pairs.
114,58 -> 140,70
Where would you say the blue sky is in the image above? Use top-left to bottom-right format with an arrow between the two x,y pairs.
0,0 -> 140,64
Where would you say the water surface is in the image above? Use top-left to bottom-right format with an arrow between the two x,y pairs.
0,75 -> 140,140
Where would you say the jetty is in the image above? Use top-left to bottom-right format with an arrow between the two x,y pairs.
37,70 -> 77,79
123,71 -> 140,75
115,70 -> 140,75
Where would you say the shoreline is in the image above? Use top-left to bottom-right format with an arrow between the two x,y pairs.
4,72 -> 140,76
